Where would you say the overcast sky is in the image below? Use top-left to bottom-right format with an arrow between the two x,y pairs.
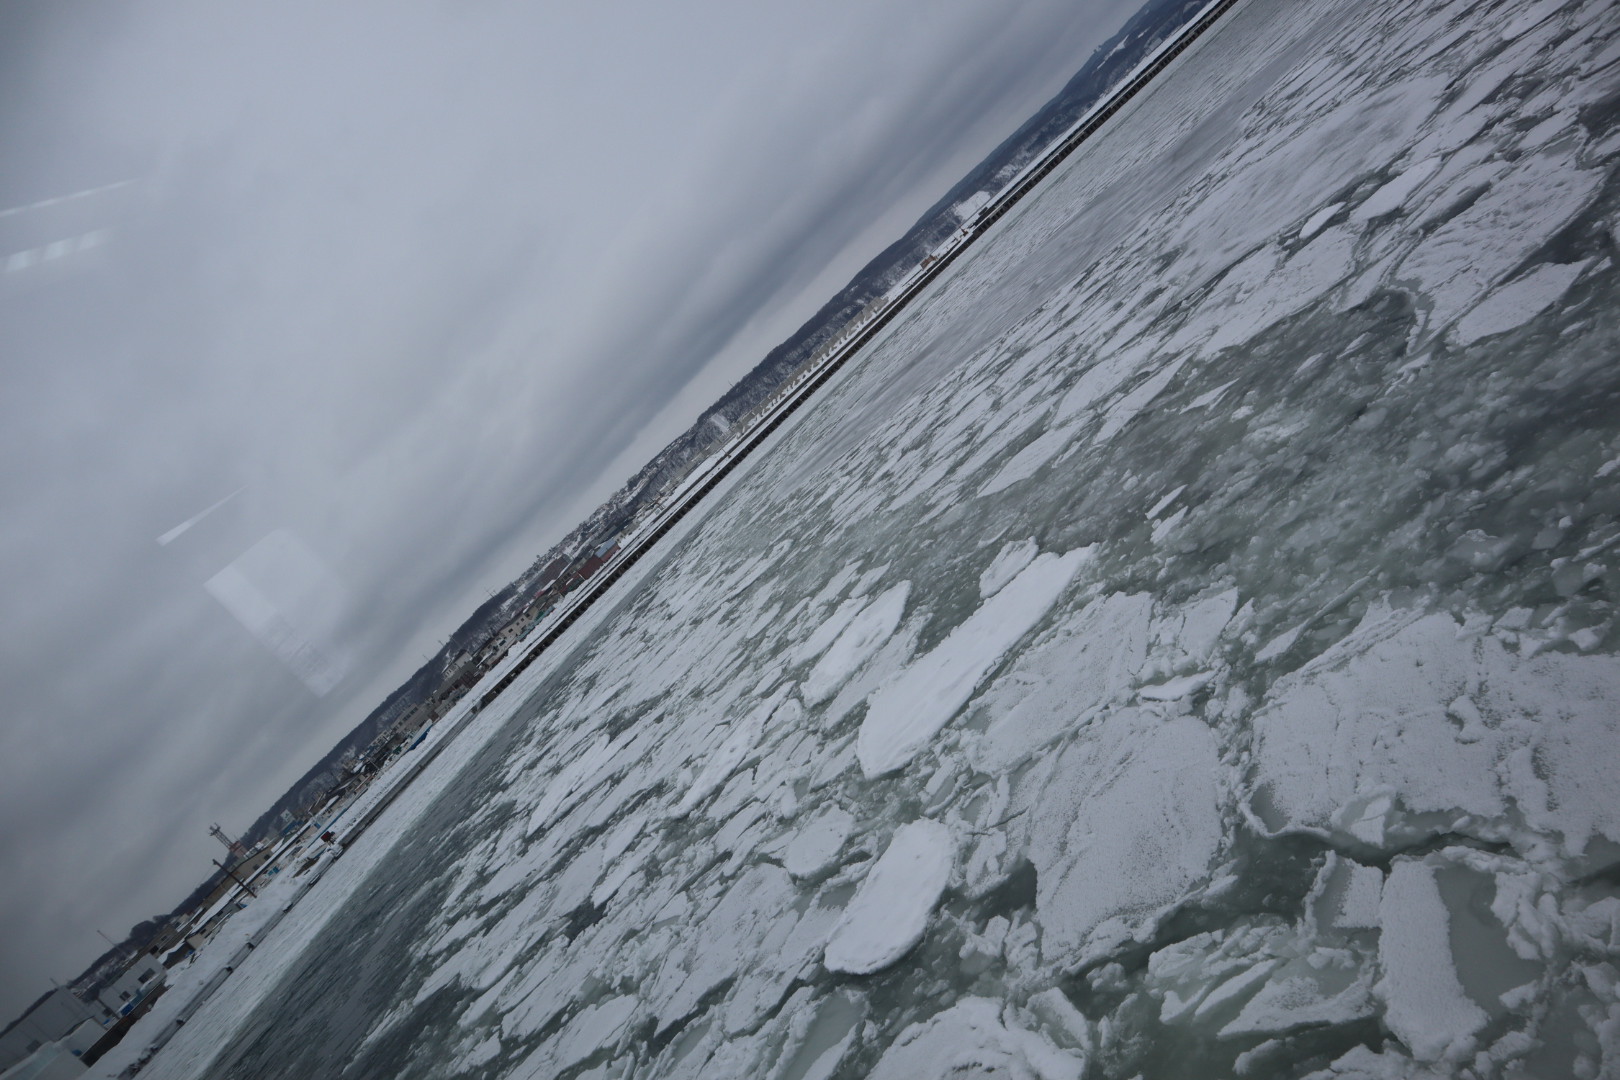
0,0 -> 1139,1021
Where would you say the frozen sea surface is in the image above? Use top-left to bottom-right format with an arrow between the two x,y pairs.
124,0 -> 1620,1076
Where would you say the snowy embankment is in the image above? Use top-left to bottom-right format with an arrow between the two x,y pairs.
87,849 -> 335,1078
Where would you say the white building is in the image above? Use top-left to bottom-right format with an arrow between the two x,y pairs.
0,990 -> 107,1072
94,957 -> 163,1018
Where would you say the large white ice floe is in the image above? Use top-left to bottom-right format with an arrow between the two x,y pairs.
1249,603 -> 1620,861
780,805 -> 854,879
1023,708 -> 1221,962
124,0 -> 1620,1077
1307,852 -> 1383,932
1377,860 -> 1488,1063
1451,258 -> 1592,345
1350,156 -> 1443,223
972,590 -> 1152,773
864,997 -> 1084,1080
823,819 -> 954,974
801,582 -> 910,704
676,686 -> 792,814
858,548 -> 1089,777
978,537 -> 1040,598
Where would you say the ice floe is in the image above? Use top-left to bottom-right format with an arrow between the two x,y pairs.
865,997 -> 1083,1080
1350,156 -> 1443,222
1024,709 -> 1221,962
978,537 -> 1040,597
801,582 -> 909,704
1451,258 -> 1591,344
1250,605 -> 1620,860
858,548 -> 1088,777
781,806 -> 854,879
823,819 -> 953,974
1378,860 -> 1488,1063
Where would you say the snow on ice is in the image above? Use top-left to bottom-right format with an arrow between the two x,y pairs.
822,819 -> 953,975
858,548 -> 1087,777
